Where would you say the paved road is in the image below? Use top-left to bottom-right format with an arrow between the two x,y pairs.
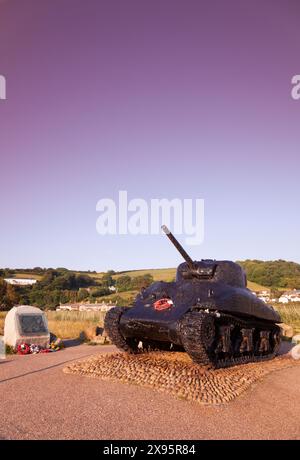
0,344 -> 299,440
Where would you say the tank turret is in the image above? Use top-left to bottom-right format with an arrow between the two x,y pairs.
105,227 -> 282,368
161,225 -> 247,287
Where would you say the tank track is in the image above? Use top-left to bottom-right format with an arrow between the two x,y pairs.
104,307 -> 140,353
180,310 -> 281,368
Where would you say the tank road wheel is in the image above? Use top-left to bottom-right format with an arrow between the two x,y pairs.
180,311 -> 216,366
214,315 -> 282,368
180,311 -> 282,368
104,307 -> 140,354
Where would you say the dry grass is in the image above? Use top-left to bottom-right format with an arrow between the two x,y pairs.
47,310 -> 106,339
274,303 -> 300,334
247,280 -> 268,291
0,310 -> 106,339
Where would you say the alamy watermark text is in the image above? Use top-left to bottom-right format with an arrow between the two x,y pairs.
96,191 -> 204,245
0,75 -> 6,100
291,74 -> 300,100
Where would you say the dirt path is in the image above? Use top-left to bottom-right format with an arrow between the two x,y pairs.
0,344 -> 299,440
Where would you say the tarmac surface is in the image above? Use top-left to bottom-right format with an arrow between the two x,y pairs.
0,343 -> 299,440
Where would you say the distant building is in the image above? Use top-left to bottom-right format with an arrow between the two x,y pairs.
278,295 -> 289,304
79,302 -> 115,312
56,304 -> 80,311
56,302 -> 115,312
252,289 -> 271,303
278,289 -> 300,304
4,278 -> 37,286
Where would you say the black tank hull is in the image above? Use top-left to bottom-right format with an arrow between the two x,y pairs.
118,279 -> 280,343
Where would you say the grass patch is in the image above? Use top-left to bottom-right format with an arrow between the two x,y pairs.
114,268 -> 176,282
9,273 -> 43,281
247,280 -> 269,291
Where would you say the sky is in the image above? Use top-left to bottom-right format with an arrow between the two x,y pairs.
0,0 -> 299,271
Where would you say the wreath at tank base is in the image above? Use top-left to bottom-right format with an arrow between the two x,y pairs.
30,344 -> 41,354
17,343 -> 31,355
16,340 -> 64,355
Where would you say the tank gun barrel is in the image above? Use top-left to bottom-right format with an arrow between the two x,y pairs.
161,225 -> 195,269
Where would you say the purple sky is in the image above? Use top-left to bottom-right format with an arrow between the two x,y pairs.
0,0 -> 299,271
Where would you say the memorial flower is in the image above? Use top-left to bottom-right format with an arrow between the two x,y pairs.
17,343 -> 31,355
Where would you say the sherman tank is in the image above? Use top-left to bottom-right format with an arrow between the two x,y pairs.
105,226 -> 282,368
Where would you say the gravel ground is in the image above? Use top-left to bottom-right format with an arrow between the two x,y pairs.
0,343 -> 299,440
64,349 -> 300,406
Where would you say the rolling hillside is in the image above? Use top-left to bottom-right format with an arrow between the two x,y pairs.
114,268 -> 268,291
9,267 -> 270,291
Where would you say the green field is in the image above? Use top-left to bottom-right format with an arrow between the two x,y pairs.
114,267 -> 176,282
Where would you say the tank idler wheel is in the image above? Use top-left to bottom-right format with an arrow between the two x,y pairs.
104,306 -> 140,354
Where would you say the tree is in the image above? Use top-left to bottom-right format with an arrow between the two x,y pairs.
90,287 -> 110,298
0,280 -> 19,310
237,260 -> 300,289
77,289 -> 89,302
0,279 -> 7,310
101,273 -> 114,288
116,275 -> 132,292
131,274 -> 153,290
